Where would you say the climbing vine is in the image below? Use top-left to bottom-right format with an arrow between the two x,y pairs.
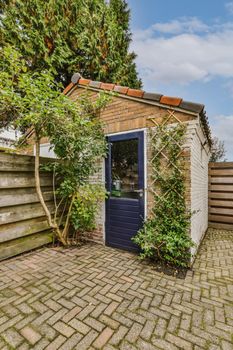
133,117 -> 194,267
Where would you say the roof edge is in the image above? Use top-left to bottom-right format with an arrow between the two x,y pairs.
63,73 -> 211,146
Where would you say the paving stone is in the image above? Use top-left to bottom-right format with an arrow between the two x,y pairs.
120,340 -> 138,350
99,314 -> 120,329
58,332 -> 83,350
221,340 -> 233,350
20,326 -> 41,345
69,318 -> 91,334
45,335 -> 66,350
71,329 -> 98,350
165,333 -> 193,350
93,327 -> 114,349
125,322 -> 143,343
151,337 -> 179,350
84,316 -> 105,332
17,303 -> 34,315
104,301 -> 119,316
62,305 -> 82,323
54,320 -> 76,337
109,325 -> 128,346
1,328 -> 24,348
33,338 -> 50,350
141,320 -> 156,340
18,343 -> 31,350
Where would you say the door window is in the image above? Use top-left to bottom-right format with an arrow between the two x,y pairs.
110,138 -> 139,199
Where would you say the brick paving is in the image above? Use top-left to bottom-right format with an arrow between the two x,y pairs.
0,228 -> 233,349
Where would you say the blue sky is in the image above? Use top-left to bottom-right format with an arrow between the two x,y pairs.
127,0 -> 233,159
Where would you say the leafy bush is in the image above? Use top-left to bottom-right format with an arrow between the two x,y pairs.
70,184 -> 107,232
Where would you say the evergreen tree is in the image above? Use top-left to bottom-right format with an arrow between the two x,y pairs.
0,0 -> 141,88
104,0 -> 142,88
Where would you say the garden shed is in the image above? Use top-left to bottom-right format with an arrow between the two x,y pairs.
46,73 -> 211,256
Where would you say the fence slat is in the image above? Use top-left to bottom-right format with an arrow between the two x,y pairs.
0,231 -> 54,261
209,162 -> 233,169
0,201 -> 55,225
209,184 -> 233,192
209,215 -> 233,224
209,200 -> 233,208
209,207 -> 233,215
209,192 -> 233,200
0,217 -> 49,243
0,173 -> 52,189
210,177 -> 233,184
0,188 -> 53,208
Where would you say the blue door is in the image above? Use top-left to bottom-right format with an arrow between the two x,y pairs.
105,131 -> 145,252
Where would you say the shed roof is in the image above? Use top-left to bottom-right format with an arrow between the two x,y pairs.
64,73 -> 212,146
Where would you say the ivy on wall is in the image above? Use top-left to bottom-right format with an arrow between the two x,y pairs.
133,113 -> 194,267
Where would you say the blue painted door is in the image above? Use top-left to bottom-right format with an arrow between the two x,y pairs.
105,131 -> 144,252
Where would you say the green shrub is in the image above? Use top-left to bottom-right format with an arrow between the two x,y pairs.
70,184 -> 107,233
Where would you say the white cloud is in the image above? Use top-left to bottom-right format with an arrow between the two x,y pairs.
132,19 -> 233,85
152,17 -> 209,34
211,115 -> 233,160
225,2 -> 233,14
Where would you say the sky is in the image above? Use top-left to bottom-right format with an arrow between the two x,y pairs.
127,0 -> 233,160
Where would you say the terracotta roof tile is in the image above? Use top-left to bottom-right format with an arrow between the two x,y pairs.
160,96 -> 182,107
127,89 -> 144,98
79,78 -> 91,86
114,85 -> 129,94
100,83 -> 115,91
63,82 -> 74,95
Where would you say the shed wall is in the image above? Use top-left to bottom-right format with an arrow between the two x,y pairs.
190,124 -> 210,254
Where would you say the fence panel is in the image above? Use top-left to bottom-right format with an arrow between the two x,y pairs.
209,162 -> 233,230
0,152 -> 54,260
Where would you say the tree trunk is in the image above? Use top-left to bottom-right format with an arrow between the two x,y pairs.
35,136 -> 67,246
62,194 -> 75,241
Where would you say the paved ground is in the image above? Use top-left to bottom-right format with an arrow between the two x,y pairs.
0,228 -> 233,350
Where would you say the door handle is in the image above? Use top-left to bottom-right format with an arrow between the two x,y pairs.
134,189 -> 144,197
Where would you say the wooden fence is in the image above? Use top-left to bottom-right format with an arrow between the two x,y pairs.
0,152 -> 54,260
209,162 -> 233,230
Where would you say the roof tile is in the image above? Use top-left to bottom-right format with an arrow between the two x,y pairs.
100,83 -> 115,91
127,89 -> 144,98
89,81 -> 102,89
143,92 -> 162,102
71,73 -> 81,84
79,78 -> 91,86
160,96 -> 182,107
179,100 -> 204,113
63,82 -> 74,95
114,85 -> 129,94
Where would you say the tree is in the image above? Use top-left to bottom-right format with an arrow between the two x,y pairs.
210,136 -> 227,162
0,46 -> 109,245
0,0 -> 141,88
